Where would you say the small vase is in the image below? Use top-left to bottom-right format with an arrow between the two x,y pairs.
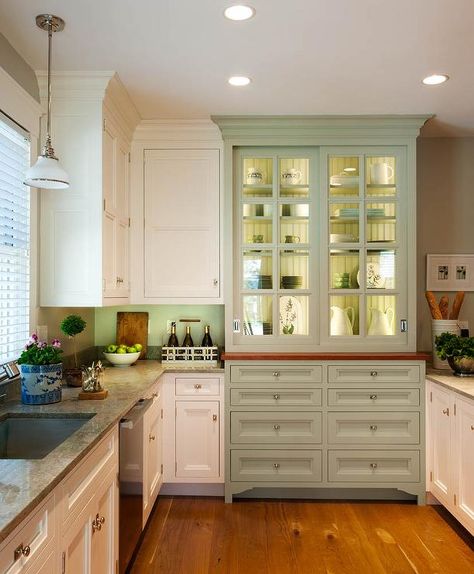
19,363 -> 63,405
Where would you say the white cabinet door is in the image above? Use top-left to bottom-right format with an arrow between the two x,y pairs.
429,384 -> 452,505
143,149 -> 220,300
143,394 -> 163,524
453,396 -> 474,533
102,114 -> 130,299
175,401 -> 220,479
61,499 -> 94,574
90,470 -> 118,574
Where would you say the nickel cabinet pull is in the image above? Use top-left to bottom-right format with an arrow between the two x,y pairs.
370,463 -> 378,469
369,394 -> 378,400
194,384 -> 202,389
369,425 -> 378,431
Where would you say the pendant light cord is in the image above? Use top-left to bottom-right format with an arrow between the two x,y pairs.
47,18 -> 52,140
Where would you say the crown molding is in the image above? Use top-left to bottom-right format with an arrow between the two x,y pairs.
133,119 -> 223,145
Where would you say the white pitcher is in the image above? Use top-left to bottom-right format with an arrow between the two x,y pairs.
368,307 -> 394,336
370,162 -> 394,185
330,306 -> 354,336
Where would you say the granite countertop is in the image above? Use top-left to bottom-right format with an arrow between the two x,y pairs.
0,360 -> 222,542
426,368 -> 474,400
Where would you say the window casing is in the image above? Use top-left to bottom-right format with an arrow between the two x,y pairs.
0,114 -> 30,362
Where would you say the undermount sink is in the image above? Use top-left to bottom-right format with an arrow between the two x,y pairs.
0,414 -> 95,460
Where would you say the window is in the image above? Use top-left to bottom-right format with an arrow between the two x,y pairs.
0,114 -> 30,362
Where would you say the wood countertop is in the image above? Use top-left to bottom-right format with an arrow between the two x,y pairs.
222,352 -> 431,361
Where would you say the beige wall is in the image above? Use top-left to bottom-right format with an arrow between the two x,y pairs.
417,138 -> 474,351
0,32 -> 39,101
37,308 -> 96,359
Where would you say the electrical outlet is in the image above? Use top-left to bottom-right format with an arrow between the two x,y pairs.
166,320 -> 176,334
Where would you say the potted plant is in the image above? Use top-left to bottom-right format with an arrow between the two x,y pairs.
60,314 -> 87,387
435,332 -> 474,376
18,334 -> 63,404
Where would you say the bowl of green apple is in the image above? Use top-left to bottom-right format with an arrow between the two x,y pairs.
103,343 -> 143,367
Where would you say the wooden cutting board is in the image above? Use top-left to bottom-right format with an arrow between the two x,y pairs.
116,312 -> 149,359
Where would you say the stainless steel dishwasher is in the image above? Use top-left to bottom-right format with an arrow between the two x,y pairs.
119,398 -> 152,573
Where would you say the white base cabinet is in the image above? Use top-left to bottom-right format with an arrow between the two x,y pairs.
0,428 -> 119,574
428,380 -> 474,534
163,373 -> 224,484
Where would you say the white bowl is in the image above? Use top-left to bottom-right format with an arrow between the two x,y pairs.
103,351 -> 140,367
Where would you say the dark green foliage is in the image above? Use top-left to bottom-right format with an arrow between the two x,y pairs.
435,332 -> 474,360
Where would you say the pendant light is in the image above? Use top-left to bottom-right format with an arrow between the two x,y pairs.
25,14 -> 69,189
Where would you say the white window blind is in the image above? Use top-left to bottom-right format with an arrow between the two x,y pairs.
0,114 -> 30,363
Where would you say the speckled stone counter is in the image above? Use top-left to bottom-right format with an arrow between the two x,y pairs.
426,368 -> 474,400
0,361 -> 223,541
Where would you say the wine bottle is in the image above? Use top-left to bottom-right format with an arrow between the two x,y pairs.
167,324 -> 179,347
201,325 -> 213,347
182,325 -> 194,347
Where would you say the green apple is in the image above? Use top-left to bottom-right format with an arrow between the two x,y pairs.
116,348 -> 127,354
119,344 -> 127,350
127,346 -> 137,353
106,344 -> 118,353
134,343 -> 143,352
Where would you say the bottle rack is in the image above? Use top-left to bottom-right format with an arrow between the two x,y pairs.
161,346 -> 219,365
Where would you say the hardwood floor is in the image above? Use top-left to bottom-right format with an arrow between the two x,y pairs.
130,497 -> 474,574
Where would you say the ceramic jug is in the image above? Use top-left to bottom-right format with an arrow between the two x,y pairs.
368,307 -> 394,336
330,305 -> 354,336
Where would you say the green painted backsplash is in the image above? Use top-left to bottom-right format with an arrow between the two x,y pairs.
95,305 -> 225,347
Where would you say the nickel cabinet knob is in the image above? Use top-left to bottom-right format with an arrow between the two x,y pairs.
213,278 -> 219,286
273,371 -> 280,377
442,408 -> 449,416
273,424 -> 280,430
149,434 -> 156,441
369,425 -> 378,431
213,414 -> 218,421
370,371 -> 378,377
273,463 -> 280,469
370,463 -> 378,470
194,384 -> 202,389
273,394 -> 280,400
369,394 -> 378,400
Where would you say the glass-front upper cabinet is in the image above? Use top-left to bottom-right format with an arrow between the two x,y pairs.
237,149 -> 317,344
325,149 -> 406,343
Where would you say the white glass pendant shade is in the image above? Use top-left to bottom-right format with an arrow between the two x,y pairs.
24,155 -> 69,189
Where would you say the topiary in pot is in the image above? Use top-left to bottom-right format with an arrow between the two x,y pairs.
60,314 -> 87,387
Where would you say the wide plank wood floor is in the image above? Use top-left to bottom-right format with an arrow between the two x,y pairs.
130,497 -> 474,574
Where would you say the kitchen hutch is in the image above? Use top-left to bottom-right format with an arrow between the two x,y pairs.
213,115 -> 430,503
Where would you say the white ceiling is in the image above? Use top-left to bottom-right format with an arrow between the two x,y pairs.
1,0 -> 473,136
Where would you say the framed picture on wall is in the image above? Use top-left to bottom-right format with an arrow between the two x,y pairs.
426,254 -> 474,291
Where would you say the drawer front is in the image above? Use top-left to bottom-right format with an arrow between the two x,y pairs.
231,449 -> 322,482
0,493 -> 55,574
328,450 -> 420,482
231,388 -> 322,407
328,365 -> 420,384
175,377 -> 220,396
230,365 -> 322,385
328,388 -> 420,407
327,412 -> 420,444
231,412 -> 322,444
60,428 -> 118,527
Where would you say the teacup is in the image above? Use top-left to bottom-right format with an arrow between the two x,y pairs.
281,168 -> 302,185
247,167 -> 264,185
370,162 -> 394,185
284,235 -> 300,243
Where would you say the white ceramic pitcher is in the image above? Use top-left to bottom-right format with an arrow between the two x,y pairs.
330,306 -> 354,336
370,162 -> 394,185
368,307 -> 394,336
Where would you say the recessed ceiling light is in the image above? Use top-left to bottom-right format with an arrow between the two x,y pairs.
228,76 -> 251,86
343,167 -> 357,173
422,74 -> 449,86
224,5 -> 255,21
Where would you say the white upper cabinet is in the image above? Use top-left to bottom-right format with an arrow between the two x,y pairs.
38,73 -> 139,306
130,121 -> 223,304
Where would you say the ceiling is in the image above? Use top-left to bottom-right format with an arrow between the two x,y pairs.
1,0 -> 473,136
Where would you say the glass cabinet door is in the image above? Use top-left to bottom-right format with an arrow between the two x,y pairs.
237,151 -> 315,342
326,151 -> 404,340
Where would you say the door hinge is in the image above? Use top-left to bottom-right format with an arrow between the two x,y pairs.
400,319 -> 408,333
103,198 -> 106,211
454,493 -> 457,505
128,152 -> 131,163
103,118 -> 106,131
233,319 -> 241,333
161,408 -> 163,419
161,463 -> 163,474
175,461 -> 177,473
175,406 -> 177,417
430,471 -> 433,482
430,391 -> 432,402
62,551 -> 66,574
454,403 -> 457,416
128,217 -> 131,227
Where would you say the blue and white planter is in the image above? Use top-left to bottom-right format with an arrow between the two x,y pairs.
19,363 -> 63,405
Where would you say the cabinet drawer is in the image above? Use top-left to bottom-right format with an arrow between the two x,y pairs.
0,493 -> 55,574
231,449 -> 322,482
60,428 -> 118,527
328,450 -> 420,482
328,388 -> 420,407
328,365 -> 420,384
231,412 -> 322,444
327,412 -> 420,444
230,365 -> 322,385
231,388 -> 322,407
175,377 -> 220,396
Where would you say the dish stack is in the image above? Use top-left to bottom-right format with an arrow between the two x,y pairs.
281,275 -> 303,289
